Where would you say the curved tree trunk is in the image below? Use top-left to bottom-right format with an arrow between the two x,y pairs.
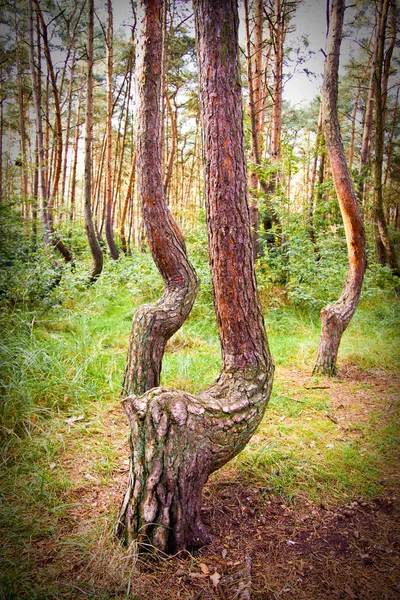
313,0 -> 366,376
117,0 -> 274,554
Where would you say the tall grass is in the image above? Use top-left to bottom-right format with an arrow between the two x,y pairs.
0,220 -> 399,598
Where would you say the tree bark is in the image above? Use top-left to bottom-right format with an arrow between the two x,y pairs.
357,18 -> 379,206
117,0 -> 274,554
244,0 -> 261,259
32,0 -> 73,263
308,104 -> 323,247
120,152 -> 136,254
313,0 -> 366,376
84,0 -> 104,281
70,65 -> 84,228
105,0 -> 119,260
373,0 -> 399,274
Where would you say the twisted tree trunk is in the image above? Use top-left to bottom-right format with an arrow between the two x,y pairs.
117,0 -> 274,554
313,0 -> 366,376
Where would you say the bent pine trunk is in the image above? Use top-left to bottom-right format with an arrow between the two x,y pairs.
117,0 -> 274,554
313,0 -> 366,376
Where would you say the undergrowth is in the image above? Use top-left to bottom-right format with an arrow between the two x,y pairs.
0,207 -> 399,598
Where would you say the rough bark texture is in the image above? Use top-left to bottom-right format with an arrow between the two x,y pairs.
313,0 -> 366,376
117,0 -> 274,554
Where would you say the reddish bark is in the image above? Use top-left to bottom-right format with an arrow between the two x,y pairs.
313,0 -> 366,376
117,0 -> 274,553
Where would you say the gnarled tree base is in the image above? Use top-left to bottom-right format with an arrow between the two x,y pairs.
313,304 -> 345,377
116,366 -> 274,553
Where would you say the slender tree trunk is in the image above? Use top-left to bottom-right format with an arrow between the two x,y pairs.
271,0 -> 283,167
0,98 -> 3,204
28,0 -> 50,245
105,0 -> 119,260
381,0 -> 396,132
244,0 -> 261,258
70,65 -> 84,228
373,0 -> 399,274
313,0 -> 366,376
113,55 -> 134,230
117,0 -> 274,554
308,104 -> 323,247
120,153 -> 136,254
349,61 -> 369,169
33,0 -> 73,263
61,47 -> 77,209
163,93 -> 177,203
15,18 -> 29,209
384,88 -> 399,188
84,0 -> 103,281
357,19 -> 379,205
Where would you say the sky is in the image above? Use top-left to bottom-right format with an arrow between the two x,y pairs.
112,0 -> 356,107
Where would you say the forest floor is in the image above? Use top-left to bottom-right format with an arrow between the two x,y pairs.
3,364 -> 398,600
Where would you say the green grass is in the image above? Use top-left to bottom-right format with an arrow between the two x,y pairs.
0,249 -> 399,598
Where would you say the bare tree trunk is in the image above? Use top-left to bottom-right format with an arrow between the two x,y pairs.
373,0 -> 399,274
70,65 -> 84,229
357,17 -> 379,206
117,0 -> 274,554
15,17 -> 29,211
28,0 -> 50,245
163,93 -> 177,203
84,0 -> 103,281
313,0 -> 366,376
244,0 -> 261,258
348,60 -> 369,169
33,0 -> 73,263
120,153 -> 136,254
270,0 -> 283,168
0,97 -> 3,204
105,0 -> 119,260
61,48 -> 77,210
308,104 -> 323,247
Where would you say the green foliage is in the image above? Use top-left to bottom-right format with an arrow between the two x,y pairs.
0,203 -> 61,309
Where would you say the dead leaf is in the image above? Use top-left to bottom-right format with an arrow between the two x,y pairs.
65,415 -> 85,426
199,563 -> 209,575
210,572 -> 221,588
49,463 -> 56,470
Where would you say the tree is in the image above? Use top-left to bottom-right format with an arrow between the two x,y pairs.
27,0 -> 73,262
84,0 -> 104,281
372,0 -> 399,275
313,0 -> 366,376
105,0 -> 119,260
117,0 -> 274,553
